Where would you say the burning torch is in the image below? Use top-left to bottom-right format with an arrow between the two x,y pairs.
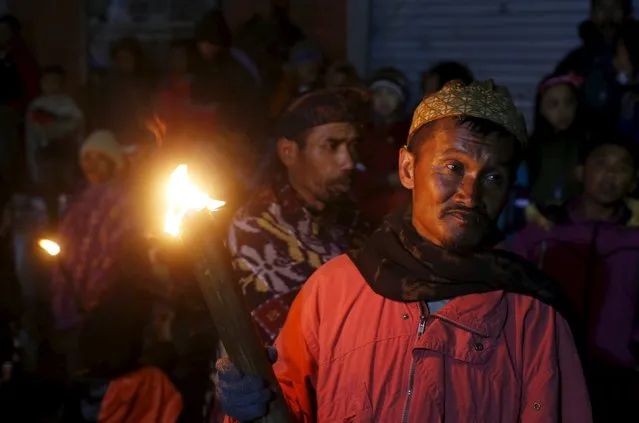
162,164 -> 292,423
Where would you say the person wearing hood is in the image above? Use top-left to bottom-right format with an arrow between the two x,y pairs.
217,80 -> 591,422
49,131 -> 135,372
192,9 -> 267,146
512,135 -> 639,422
353,67 -> 411,225
79,130 -> 125,186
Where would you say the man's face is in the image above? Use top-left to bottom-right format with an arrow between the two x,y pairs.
282,122 -> 358,205
325,70 -> 348,89
372,87 -> 402,118
81,151 -> 117,185
41,73 -> 64,95
592,0 -> 625,39
581,144 -> 636,205
540,84 -> 577,132
296,61 -> 321,86
399,119 -> 516,252
197,41 -> 221,61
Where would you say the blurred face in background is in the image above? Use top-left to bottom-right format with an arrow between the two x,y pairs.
581,143 -> 636,205
372,87 -> 403,118
278,122 -> 359,208
81,151 -> 117,185
114,49 -> 137,74
539,84 -> 578,132
325,69 -> 349,89
40,73 -> 65,95
296,60 -> 322,87
614,39 -> 634,77
324,64 -> 359,89
592,0 -> 625,41
197,41 -> 221,62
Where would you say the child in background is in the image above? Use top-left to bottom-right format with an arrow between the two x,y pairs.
352,67 -> 411,225
528,73 -> 589,211
26,66 -> 84,223
324,61 -> 360,89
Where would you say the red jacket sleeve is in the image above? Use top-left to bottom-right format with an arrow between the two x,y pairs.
270,280 -> 320,422
224,273 -> 322,423
520,300 -> 592,422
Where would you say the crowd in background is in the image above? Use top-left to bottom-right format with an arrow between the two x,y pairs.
0,0 -> 638,421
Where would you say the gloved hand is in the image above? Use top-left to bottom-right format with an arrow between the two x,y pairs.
215,350 -> 276,422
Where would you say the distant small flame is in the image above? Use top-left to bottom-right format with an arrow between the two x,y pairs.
164,164 -> 225,237
38,239 -> 61,256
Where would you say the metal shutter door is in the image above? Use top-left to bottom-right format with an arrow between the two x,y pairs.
369,0 -> 590,125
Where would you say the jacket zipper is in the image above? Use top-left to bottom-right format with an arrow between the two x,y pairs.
401,305 -> 427,423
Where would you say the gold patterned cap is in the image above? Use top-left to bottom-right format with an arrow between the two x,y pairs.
408,79 -> 528,146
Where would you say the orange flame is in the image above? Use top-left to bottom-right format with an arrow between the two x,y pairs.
164,164 -> 226,237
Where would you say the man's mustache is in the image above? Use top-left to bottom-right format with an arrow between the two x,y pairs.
440,205 -> 489,222
331,172 -> 353,185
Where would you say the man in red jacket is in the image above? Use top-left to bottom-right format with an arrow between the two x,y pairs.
216,80 -> 592,422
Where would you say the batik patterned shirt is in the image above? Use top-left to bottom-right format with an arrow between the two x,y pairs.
227,173 -> 368,344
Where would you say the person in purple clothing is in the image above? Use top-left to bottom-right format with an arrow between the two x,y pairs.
512,134 -> 639,422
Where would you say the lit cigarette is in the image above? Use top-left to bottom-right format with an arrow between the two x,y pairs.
38,239 -> 61,256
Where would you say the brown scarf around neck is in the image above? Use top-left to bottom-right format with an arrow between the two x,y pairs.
348,207 -> 566,312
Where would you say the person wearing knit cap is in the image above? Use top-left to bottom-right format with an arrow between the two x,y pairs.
216,80 -> 592,423
80,130 -> 124,185
353,67 -> 411,224
227,87 -> 370,345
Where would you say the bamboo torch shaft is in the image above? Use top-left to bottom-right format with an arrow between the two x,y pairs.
186,219 -> 293,423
